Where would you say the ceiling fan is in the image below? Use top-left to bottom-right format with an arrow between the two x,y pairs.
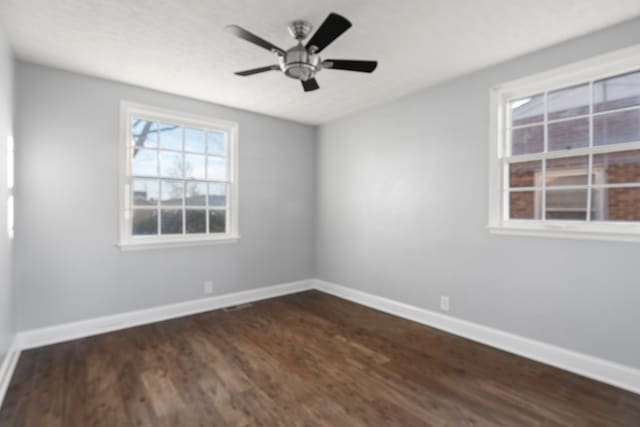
225,13 -> 378,92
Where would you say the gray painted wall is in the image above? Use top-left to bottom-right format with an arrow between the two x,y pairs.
0,27 -> 14,360
316,18 -> 640,368
14,62 -> 315,330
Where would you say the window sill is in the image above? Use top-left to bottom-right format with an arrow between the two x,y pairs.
117,235 -> 240,251
487,223 -> 640,243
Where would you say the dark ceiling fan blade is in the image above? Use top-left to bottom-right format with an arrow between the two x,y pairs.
225,25 -> 286,55
323,59 -> 378,73
234,65 -> 281,76
301,78 -> 319,92
305,13 -> 351,54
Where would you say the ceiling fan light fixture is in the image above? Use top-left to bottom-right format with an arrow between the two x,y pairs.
283,63 -> 316,81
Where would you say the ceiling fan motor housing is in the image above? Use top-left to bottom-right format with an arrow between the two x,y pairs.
280,43 -> 320,81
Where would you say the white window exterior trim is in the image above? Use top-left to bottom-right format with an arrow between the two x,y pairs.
118,101 -> 240,250
489,44 -> 640,243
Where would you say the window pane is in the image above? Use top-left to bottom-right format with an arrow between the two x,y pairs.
186,182 -> 206,206
185,128 -> 206,153
509,191 -> 541,219
593,109 -> 640,146
132,209 -> 158,235
207,131 -> 226,156
186,209 -> 206,234
510,94 -> 544,126
207,156 -> 227,181
161,180 -> 183,206
209,209 -> 226,233
132,149 -> 158,176
593,150 -> 640,184
594,70 -> 640,113
592,187 -> 640,221
511,125 -> 544,155
509,161 -> 542,188
208,183 -> 227,207
158,123 -> 183,150
161,209 -> 183,234
131,119 -> 157,148
548,118 -> 589,152
159,151 -> 184,177
546,156 -> 589,186
132,179 -> 158,206
545,188 -> 588,220
548,84 -> 589,120
184,154 -> 206,179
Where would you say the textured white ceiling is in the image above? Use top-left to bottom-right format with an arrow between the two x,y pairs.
1,0 -> 639,125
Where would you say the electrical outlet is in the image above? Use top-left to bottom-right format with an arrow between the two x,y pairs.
440,296 -> 450,312
203,281 -> 214,294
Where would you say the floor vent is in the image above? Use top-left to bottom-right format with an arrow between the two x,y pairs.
223,303 -> 253,312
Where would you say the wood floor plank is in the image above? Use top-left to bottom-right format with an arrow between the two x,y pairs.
1,290 -> 638,426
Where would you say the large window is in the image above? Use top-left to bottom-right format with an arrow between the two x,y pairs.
119,102 -> 238,249
489,46 -> 640,242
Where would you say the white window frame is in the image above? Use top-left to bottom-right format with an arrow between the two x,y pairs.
7,135 -> 14,240
488,44 -> 640,243
118,101 -> 239,250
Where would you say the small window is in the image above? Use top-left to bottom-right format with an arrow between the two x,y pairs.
119,102 -> 238,249
489,47 -> 640,242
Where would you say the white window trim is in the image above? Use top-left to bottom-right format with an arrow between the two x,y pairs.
117,101 -> 239,251
7,135 -> 14,240
488,44 -> 640,243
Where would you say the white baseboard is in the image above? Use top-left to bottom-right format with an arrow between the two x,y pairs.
5,277 -> 639,405
0,337 -> 21,409
313,279 -> 640,396
17,279 -> 313,350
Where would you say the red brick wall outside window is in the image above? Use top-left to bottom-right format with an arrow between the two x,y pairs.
506,71 -> 640,223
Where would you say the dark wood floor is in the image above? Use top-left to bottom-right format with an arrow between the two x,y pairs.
1,291 -> 639,426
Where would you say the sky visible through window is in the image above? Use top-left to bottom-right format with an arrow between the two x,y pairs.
129,118 -> 229,236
